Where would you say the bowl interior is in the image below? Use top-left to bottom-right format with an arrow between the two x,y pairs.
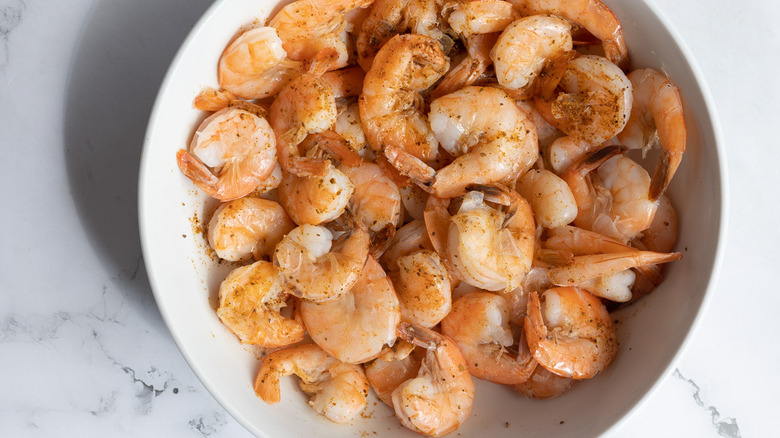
139,0 -> 725,436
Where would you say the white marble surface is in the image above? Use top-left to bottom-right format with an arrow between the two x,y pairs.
0,0 -> 777,436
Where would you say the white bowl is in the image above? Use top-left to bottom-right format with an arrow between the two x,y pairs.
139,0 -> 727,436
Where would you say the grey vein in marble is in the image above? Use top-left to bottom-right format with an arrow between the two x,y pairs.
0,0 -> 25,69
189,411 -> 228,437
674,369 -> 741,438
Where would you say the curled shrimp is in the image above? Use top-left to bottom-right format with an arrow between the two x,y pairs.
514,361 -> 573,399
176,105 -> 277,201
207,198 -> 295,262
300,256 -> 401,363
254,343 -> 369,423
380,219 -> 435,270
535,54 -> 632,145
441,292 -> 536,385
388,86 -> 538,198
563,145 -> 658,242
218,27 -> 302,99
446,0 -> 517,37
277,163 -> 354,226
617,68 -> 686,200
448,185 -> 535,291
339,162 -> 402,233
389,250 -> 452,328
524,287 -> 617,379
356,0 -> 410,72
392,323 -> 475,437
365,346 -> 424,406
269,0 -> 374,73
359,34 -> 449,162
515,169 -> 578,228
510,0 -> 629,70
490,15 -> 573,91
273,212 -> 369,302
217,261 -> 304,347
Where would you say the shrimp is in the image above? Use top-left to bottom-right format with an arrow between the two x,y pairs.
516,169 -> 577,228
321,66 -> 367,98
400,183 -> 428,220
365,347 -> 424,406
546,135 -> 598,174
217,261 -> 305,347
339,162 -> 402,232
207,198 -> 295,262
356,0 -> 411,72
389,250 -> 452,328
510,0 -> 629,70
269,0 -> 374,73
176,105 -> 277,201
490,15 -> 573,91
563,146 -> 658,242
524,287 -> 617,379
273,212 -> 369,302
448,186 -> 535,291
430,33 -> 497,99
513,361 -> 573,399
617,68 -> 686,200
388,86 -> 538,198
392,323 -> 475,437
535,55 -> 632,145
635,194 -> 678,254
300,256 -> 401,363
446,0 -> 517,37
251,164 -> 283,196
254,343 -> 370,424
277,163 -> 354,226
441,292 -> 536,385
334,101 -> 370,156
270,74 -> 338,177
193,87 -> 238,112
380,219 -> 435,270
359,34 -> 449,162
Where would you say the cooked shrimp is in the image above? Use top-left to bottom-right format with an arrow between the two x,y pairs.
430,33 -> 498,99
513,361 -> 573,399
269,0 -> 373,73
274,212 -> 369,302
217,261 -> 304,347
193,87 -> 238,112
208,198 -> 295,262
490,15 -> 573,91
300,256 -> 400,363
563,146 -> 658,242
356,0 -> 411,72
254,343 -> 369,423
270,74 -> 338,177
365,347 -> 424,406
360,34 -> 449,161
441,292 -> 535,385
635,193 -> 678,253
277,163 -> 354,226
524,287 -> 617,379
388,86 -> 538,198
339,162 -> 402,232
408,0 -> 455,47
380,219 -> 435,270
516,99 -> 561,148
447,0 -> 517,37
218,27 -> 302,99
251,164 -> 283,196
617,68 -> 686,200
510,0 -> 629,70
334,101 -> 369,156
535,55 -> 632,145
176,106 -> 277,201
448,186 -> 535,291
321,66 -> 367,98
389,250 -> 452,328
400,183 -> 428,220
392,323 -> 475,437
516,169 -> 577,228
546,135 -> 598,174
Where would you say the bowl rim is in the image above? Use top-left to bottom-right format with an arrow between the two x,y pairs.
137,0 -> 729,436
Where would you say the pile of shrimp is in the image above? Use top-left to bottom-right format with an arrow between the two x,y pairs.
176,0 -> 686,435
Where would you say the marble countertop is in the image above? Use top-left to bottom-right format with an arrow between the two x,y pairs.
1,0 -> 776,436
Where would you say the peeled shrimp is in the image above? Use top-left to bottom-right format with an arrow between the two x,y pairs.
388,86 -> 538,198
441,292 -> 535,385
274,212 -> 369,302
448,186 -> 535,291
360,34 -> 449,161
510,0 -> 629,70
300,256 -> 400,363
176,105 -> 277,201
546,135 -> 598,174
277,163 -> 354,226
389,250 -> 452,328
617,68 -> 686,200
392,323 -> 475,437
514,362 -> 573,399
365,347 -> 424,406
334,101 -> 370,156
446,0 -> 517,37
339,162 -> 402,232
490,15 -> 573,91
516,169 -> 577,228
218,27 -> 302,99
535,55 -> 632,145
208,198 -> 295,262
217,261 -> 304,347
254,343 -> 369,423
525,287 -> 617,379
635,193 -> 678,253
356,0 -> 411,72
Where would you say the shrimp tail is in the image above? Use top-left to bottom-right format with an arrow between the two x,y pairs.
548,251 -> 681,286
384,145 -> 436,191
176,149 -> 219,197
369,223 -> 395,259
314,130 -> 363,167
254,364 -> 282,403
572,145 -> 627,175
397,322 -> 440,350
289,156 -> 332,177
648,150 -> 682,201
193,87 -> 238,112
523,292 -> 546,355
